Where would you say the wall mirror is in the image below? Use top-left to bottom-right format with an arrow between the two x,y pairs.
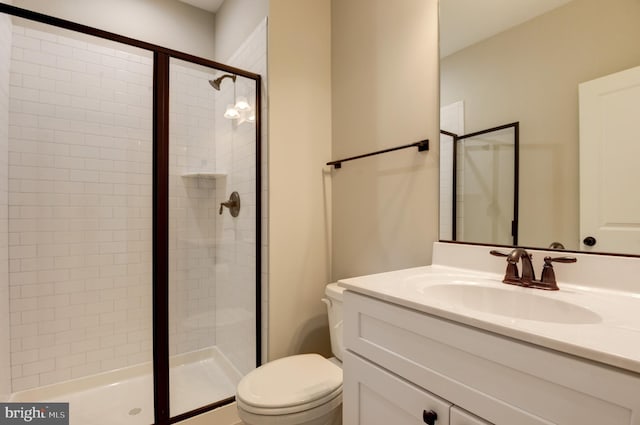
439,0 -> 640,255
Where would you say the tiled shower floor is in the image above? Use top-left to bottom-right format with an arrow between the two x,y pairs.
10,348 -> 240,425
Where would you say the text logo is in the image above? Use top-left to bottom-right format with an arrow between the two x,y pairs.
0,403 -> 68,425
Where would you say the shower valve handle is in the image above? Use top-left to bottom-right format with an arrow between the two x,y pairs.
219,191 -> 241,217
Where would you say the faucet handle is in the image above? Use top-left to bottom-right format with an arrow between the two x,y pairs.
490,250 -> 520,283
537,256 -> 577,290
545,256 -> 577,264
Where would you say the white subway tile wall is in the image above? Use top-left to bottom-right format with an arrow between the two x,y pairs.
8,25 -> 154,392
0,13 -> 12,401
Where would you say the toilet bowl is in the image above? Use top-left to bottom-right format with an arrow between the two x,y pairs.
236,283 -> 345,425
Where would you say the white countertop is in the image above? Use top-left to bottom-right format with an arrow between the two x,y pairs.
339,263 -> 640,375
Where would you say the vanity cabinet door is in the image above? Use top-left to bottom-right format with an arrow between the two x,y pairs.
344,351 -> 451,425
450,406 -> 492,425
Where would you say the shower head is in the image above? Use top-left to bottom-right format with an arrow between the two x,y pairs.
209,74 -> 237,90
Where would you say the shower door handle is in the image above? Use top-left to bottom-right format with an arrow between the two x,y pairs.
219,191 -> 240,217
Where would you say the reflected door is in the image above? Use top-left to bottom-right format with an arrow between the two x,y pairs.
579,65 -> 640,254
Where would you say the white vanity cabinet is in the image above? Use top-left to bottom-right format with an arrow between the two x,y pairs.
342,290 -> 640,425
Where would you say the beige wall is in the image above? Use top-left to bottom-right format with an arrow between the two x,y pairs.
266,0 -> 441,360
331,0 -> 440,279
441,0 -> 640,250
214,0 -> 268,62
12,0 -> 216,59
267,0 -> 333,360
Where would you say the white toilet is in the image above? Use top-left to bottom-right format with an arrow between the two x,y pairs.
236,283 -> 345,425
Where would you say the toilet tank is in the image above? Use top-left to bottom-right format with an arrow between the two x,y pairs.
323,283 -> 345,361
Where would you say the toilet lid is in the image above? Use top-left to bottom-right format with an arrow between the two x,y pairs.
237,354 -> 342,411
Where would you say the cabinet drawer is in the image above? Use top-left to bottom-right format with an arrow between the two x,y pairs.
451,406 -> 492,425
343,350 -> 451,425
344,291 -> 640,425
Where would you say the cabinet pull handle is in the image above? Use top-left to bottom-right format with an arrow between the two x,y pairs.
423,409 -> 438,425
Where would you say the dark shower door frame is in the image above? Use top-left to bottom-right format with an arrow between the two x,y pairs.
441,122 -> 519,245
0,4 -> 263,425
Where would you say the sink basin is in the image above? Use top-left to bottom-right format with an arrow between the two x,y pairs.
422,284 -> 602,324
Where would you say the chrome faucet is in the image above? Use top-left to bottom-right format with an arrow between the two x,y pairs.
490,248 -> 576,290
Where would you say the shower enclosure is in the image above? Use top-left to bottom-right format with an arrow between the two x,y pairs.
440,123 -> 519,246
0,4 -> 262,425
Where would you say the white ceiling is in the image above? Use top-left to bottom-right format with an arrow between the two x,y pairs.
439,0 -> 572,57
177,0 -> 224,13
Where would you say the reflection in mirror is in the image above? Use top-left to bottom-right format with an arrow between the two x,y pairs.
439,0 -> 640,255
440,123 -> 518,246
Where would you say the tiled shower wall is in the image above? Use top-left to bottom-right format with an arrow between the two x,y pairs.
7,25 -> 154,392
0,13 -> 12,401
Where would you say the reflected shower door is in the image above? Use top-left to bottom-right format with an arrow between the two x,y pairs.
455,124 -> 518,245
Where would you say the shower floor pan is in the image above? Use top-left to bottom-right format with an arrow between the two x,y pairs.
9,347 -> 241,425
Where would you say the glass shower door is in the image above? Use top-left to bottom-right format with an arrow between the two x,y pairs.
168,58 -> 258,417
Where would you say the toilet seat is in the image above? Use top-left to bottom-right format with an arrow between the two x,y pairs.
237,353 -> 343,416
